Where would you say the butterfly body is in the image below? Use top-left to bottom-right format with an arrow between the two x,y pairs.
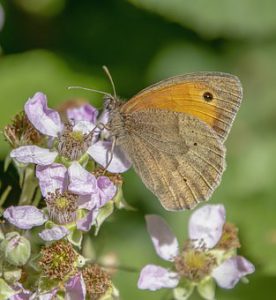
105,72 -> 242,211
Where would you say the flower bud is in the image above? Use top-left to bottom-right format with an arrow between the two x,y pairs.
3,265 -> 22,283
0,232 -> 31,266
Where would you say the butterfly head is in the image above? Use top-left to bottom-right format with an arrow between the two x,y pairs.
103,94 -> 122,112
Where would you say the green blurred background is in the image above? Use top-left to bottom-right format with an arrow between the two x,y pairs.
0,0 -> 276,299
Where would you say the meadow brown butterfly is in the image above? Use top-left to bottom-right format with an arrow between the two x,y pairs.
102,72 -> 242,211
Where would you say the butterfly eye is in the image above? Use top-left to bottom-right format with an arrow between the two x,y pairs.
104,96 -> 116,111
203,91 -> 213,102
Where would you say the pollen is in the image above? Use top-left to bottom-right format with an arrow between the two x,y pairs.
57,123 -> 93,161
39,240 -> 77,280
46,190 -> 78,225
174,246 -> 217,282
70,130 -> 85,142
82,264 -> 112,300
215,222 -> 241,251
4,111 -> 43,148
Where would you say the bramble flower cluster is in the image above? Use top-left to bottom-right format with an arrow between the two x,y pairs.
1,93 -> 127,299
138,205 -> 255,300
0,92 -> 254,300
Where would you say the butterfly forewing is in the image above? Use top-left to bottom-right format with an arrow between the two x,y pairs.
121,72 -> 242,143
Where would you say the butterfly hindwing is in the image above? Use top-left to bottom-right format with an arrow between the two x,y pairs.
119,110 -> 226,210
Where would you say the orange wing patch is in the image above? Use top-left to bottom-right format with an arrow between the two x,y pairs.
121,73 -> 242,142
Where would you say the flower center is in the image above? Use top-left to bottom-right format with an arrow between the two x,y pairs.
215,222 -> 241,251
39,240 -> 77,280
57,123 -> 92,161
70,130 -> 84,142
4,111 -> 43,148
82,264 -> 112,300
46,190 -> 78,225
174,246 -> 217,282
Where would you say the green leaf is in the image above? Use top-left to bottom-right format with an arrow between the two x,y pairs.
128,0 -> 276,39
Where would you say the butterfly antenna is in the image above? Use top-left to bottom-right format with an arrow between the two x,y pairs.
67,86 -> 111,97
102,65 -> 117,98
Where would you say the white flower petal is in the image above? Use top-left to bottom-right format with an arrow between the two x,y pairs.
76,209 -> 97,232
73,121 -> 95,135
24,92 -> 62,137
67,103 -> 98,124
65,273 -> 86,300
39,226 -> 69,241
3,206 -> 48,230
36,163 -> 68,196
146,215 -> 179,261
212,256 -> 255,289
87,140 -> 131,173
138,264 -> 179,291
68,162 -> 97,195
188,204 -> 225,248
10,146 -> 58,165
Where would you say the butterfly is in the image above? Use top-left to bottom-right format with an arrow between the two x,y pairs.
102,72 -> 242,211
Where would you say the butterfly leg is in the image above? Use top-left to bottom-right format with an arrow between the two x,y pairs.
103,136 -> 117,174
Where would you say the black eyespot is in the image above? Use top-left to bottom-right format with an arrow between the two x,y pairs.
194,142 -> 197,146
184,178 -> 187,182
203,92 -> 213,102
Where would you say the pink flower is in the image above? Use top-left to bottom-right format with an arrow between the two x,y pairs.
138,205 -> 255,299
36,162 -> 117,231
10,92 -> 131,173
3,206 -> 48,230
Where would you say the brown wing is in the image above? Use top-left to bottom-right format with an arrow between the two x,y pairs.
121,72 -> 242,143
120,110 -> 226,211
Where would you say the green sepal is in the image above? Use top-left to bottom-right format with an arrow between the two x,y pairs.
197,277 -> 216,300
173,280 -> 194,300
94,201 -> 114,236
0,278 -> 17,300
56,155 -> 71,168
38,276 -> 59,294
2,264 -> 22,284
99,284 -> 120,300
113,185 -> 136,211
78,153 -> 89,166
67,229 -> 83,248
85,159 -> 95,172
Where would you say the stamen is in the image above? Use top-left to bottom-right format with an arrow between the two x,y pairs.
215,222 -> 241,250
45,190 -> 78,224
39,240 -> 77,280
93,167 -> 123,185
82,264 -> 112,300
174,242 -> 217,282
57,123 -> 93,161
4,111 -> 43,148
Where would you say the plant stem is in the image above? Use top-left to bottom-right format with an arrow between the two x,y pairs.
18,166 -> 38,205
